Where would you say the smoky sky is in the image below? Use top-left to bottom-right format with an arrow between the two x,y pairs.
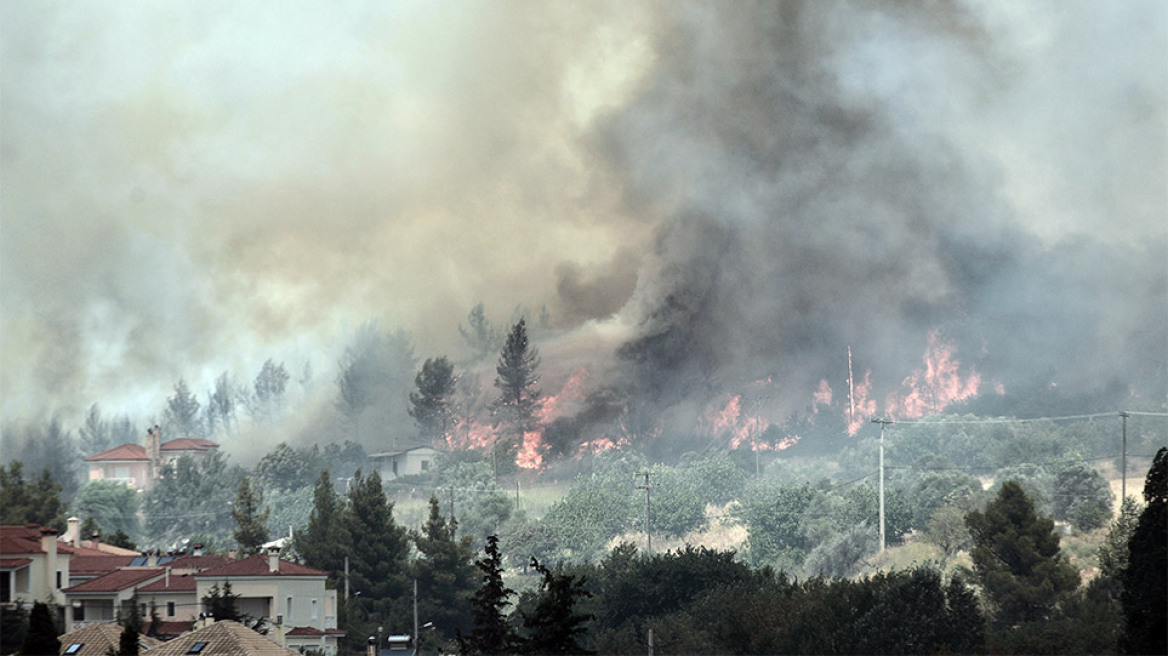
1,0 -> 1165,432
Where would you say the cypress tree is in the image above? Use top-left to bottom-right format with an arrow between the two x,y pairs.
231,477 -> 270,554
459,535 -> 516,656
343,470 -> 410,647
413,497 -> 477,644
492,319 -> 542,473
295,470 -> 350,588
1120,447 -> 1167,655
21,601 -> 60,656
520,557 -> 594,655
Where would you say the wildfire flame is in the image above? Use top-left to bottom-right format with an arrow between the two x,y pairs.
883,330 -> 980,420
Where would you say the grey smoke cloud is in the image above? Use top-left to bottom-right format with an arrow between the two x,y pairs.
1,0 -> 1164,441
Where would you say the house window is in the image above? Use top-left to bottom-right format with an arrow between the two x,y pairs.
65,644 -> 83,655
167,602 -> 176,617
115,466 -> 131,479
420,460 -> 430,471
56,571 -> 62,589
392,461 -> 398,476
73,604 -> 85,621
286,597 -> 293,622
311,599 -> 318,620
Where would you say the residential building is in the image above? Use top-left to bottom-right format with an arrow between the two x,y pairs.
56,621 -> 162,656
84,426 -> 219,491
1,525 -> 71,614
147,619 -> 299,656
369,446 -> 440,481
62,567 -> 167,630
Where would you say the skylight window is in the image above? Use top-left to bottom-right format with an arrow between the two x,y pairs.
65,644 -> 83,654
188,641 -> 208,654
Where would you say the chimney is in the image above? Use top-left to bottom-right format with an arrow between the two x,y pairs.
147,549 -> 157,567
147,425 -> 162,481
39,527 -> 59,600
67,517 -> 81,548
267,546 -> 280,573
192,542 -> 204,557
165,567 -> 171,588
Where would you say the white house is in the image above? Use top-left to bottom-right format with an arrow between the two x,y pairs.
369,446 -> 440,481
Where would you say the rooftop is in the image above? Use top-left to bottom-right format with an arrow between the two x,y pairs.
63,568 -> 164,594
84,443 -> 151,462
197,555 -> 326,579
147,620 -> 298,656
57,622 -> 163,656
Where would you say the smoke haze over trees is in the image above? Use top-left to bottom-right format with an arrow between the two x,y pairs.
0,1 -> 1162,462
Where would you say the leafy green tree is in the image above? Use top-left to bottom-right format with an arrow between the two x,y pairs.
0,461 -> 66,530
519,558 -> 594,655
412,497 -> 477,643
410,356 -> 459,447
294,471 -> 350,589
904,469 -> 982,529
540,467 -> 635,562
253,443 -> 313,493
21,601 -> 59,656
458,535 -> 516,656
1120,447 -> 1167,655
343,470 -> 411,644
646,465 -> 707,538
106,529 -> 136,551
142,452 -> 242,546
1051,461 -> 1114,531
492,319 -> 542,474
837,483 -> 913,546
924,505 -> 971,558
459,492 -> 514,545
965,480 -> 1080,626
1097,495 -> 1141,580
72,479 -> 141,540
231,477 -> 270,554
163,378 -> 203,439
802,523 -> 877,578
683,453 -> 748,506
736,480 -> 816,567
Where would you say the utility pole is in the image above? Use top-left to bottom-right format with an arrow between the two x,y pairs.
344,556 -> 350,600
872,418 -> 893,552
413,578 -> 418,655
1120,411 -> 1129,501
636,470 -> 653,554
744,395 -> 770,478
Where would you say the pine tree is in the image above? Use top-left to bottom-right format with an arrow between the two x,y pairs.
118,623 -> 139,656
231,477 -> 270,554
459,303 -> 501,362
520,558 -> 594,655
413,497 -> 477,643
965,480 -> 1080,626
492,319 -> 542,473
22,601 -> 60,656
295,471 -> 350,589
343,471 -> 411,646
458,535 -> 516,656
203,582 -> 242,622
1120,447 -> 1167,655
252,359 -> 290,424
163,378 -> 202,439
409,357 -> 458,447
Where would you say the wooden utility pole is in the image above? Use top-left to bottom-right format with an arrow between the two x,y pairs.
1120,410 -> 1129,501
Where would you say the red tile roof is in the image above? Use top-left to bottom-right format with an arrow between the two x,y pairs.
63,568 -> 163,593
148,620 -> 298,656
143,620 -> 194,638
160,438 -> 218,452
138,571 -> 198,592
196,555 -> 326,579
284,627 -> 346,636
69,555 -> 137,576
0,558 -> 32,569
0,525 -> 57,554
165,555 -> 234,572
85,443 -> 150,462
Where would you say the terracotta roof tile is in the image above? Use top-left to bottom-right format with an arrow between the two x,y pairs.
69,555 -> 137,576
284,627 -> 346,637
138,571 -> 198,592
196,555 -> 326,579
57,622 -> 162,656
144,620 -> 195,637
165,555 -> 234,572
63,568 -> 164,593
85,443 -> 150,462
0,558 -> 32,569
148,620 -> 298,656
160,438 -> 218,452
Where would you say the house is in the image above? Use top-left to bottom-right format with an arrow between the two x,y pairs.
1,525 -> 72,617
369,446 -> 440,481
62,567 -> 168,630
146,619 -> 299,656
194,549 -> 343,655
84,426 -> 219,491
56,621 -> 162,656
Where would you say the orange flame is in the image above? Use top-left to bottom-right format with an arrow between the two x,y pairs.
884,331 -> 980,420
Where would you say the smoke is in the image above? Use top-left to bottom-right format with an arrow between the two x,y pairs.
1,1 -> 1164,456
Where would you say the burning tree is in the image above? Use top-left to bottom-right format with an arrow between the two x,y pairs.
491,319 -> 542,474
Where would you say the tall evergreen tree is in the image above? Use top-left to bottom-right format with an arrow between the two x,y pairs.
22,601 -> 60,656
231,477 -> 270,554
1120,447 -> 1167,655
965,480 -> 1079,626
492,319 -> 542,473
251,359 -> 290,424
294,471 -> 350,589
413,497 -> 477,643
163,378 -> 203,439
520,558 -> 594,655
118,623 -> 140,656
208,372 -> 237,437
335,323 -> 417,441
409,357 -> 458,447
0,462 -> 65,530
459,303 -> 501,362
458,535 -> 515,656
203,582 -> 242,622
343,470 -> 411,645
